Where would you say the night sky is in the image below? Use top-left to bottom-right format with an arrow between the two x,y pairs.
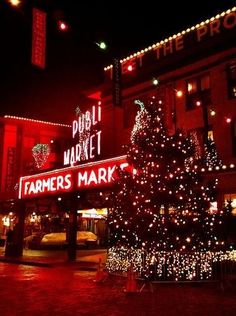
0,0 -> 235,123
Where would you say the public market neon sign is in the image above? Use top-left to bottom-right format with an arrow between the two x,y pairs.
63,105 -> 102,166
19,156 -> 127,199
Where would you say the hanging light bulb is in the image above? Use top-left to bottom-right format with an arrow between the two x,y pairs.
176,90 -> 183,98
96,41 -> 107,50
210,109 -> 216,116
195,100 -> 201,106
58,20 -> 68,31
152,78 -> 159,86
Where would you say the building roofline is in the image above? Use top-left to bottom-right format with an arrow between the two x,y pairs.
3,115 -> 71,128
104,6 -> 236,71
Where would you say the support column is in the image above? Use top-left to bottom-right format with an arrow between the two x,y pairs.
5,199 -> 26,257
112,57 -> 123,157
16,199 -> 26,257
202,102 -> 209,143
67,195 -> 78,261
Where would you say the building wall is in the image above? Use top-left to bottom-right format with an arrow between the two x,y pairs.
0,117 -> 71,202
99,8 -> 236,208
102,49 -> 236,160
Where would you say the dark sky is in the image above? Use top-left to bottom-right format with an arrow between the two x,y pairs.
0,0 -> 236,123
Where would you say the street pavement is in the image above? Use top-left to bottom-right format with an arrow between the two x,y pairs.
0,247 -> 236,315
0,247 -> 107,268
0,261 -> 236,316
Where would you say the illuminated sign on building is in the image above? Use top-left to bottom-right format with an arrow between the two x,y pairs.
63,105 -> 102,166
77,208 -> 108,219
19,156 -> 127,199
31,8 -> 46,69
105,8 -> 236,76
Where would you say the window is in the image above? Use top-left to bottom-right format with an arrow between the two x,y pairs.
50,140 -> 61,154
227,62 -> 236,98
208,130 -> 214,140
186,74 -> 211,110
224,194 -> 236,216
188,128 -> 214,159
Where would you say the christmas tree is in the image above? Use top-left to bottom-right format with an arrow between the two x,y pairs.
202,137 -> 223,169
107,94 -> 234,281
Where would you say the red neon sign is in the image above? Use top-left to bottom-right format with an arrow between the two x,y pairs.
31,8 -> 46,69
64,105 -> 102,166
19,156 -> 127,199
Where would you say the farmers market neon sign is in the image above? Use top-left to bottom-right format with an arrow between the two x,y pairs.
19,156 -> 127,199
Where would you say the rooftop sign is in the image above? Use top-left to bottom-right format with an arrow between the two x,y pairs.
63,104 -> 102,166
104,7 -> 236,76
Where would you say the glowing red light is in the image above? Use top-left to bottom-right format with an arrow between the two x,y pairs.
225,117 -> 231,124
58,21 -> 68,31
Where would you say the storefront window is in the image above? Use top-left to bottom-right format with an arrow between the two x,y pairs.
186,73 -> 211,110
224,194 -> 236,216
208,130 -> 214,140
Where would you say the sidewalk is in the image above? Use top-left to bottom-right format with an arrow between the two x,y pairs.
1,262 -> 235,316
1,247 -> 236,289
0,247 -> 107,269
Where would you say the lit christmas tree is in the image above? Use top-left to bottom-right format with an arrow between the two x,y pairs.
107,94 -> 235,281
202,137 -> 223,169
